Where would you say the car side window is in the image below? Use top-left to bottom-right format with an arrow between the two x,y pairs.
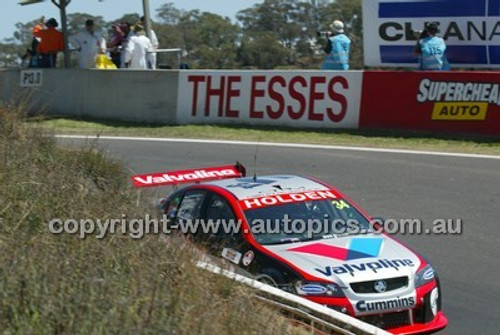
203,193 -> 245,247
205,193 -> 236,223
165,193 -> 183,221
176,190 -> 207,221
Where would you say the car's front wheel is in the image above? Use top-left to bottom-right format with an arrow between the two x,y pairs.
255,273 -> 279,287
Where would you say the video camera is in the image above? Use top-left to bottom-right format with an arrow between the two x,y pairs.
316,30 -> 332,38
413,22 -> 439,39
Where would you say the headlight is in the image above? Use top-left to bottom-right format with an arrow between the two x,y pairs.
415,264 -> 435,287
295,281 -> 345,297
429,287 -> 439,316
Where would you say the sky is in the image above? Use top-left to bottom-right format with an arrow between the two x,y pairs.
1,0 -> 261,40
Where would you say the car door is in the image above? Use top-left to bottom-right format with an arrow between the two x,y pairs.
164,189 -> 208,233
200,192 -> 250,266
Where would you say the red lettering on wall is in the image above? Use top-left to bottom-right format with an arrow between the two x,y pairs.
205,76 -> 226,117
225,76 -> 241,118
288,76 -> 307,120
327,76 -> 349,122
266,76 -> 286,119
188,75 -> 206,116
308,76 -> 325,121
250,76 -> 266,119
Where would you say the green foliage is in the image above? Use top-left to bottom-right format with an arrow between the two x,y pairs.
66,13 -> 107,36
113,13 -> 141,26
240,32 -> 288,69
156,2 -> 182,25
1,0 -> 364,69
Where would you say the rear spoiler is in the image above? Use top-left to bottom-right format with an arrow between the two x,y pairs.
132,162 -> 246,188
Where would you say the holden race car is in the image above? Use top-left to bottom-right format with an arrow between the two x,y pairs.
132,163 -> 448,334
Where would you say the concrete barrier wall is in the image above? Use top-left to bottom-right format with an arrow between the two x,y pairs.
1,68 -> 499,136
0,68 -> 179,124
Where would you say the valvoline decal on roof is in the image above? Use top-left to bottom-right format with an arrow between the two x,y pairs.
239,189 -> 338,210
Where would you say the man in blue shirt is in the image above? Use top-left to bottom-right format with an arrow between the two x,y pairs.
414,23 -> 450,70
321,20 -> 351,70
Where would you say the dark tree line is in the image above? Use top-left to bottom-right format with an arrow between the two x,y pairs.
0,0 -> 362,69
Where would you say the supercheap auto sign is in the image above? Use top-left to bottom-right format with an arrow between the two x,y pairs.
363,0 -> 500,68
359,71 -> 500,135
176,71 -> 362,129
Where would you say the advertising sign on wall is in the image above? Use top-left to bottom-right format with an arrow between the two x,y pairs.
360,71 -> 500,135
177,71 -> 363,129
363,0 -> 500,68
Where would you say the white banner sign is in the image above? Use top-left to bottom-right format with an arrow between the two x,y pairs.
363,0 -> 500,68
177,71 -> 362,129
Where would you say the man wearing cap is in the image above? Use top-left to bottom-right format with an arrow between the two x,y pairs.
124,23 -> 153,69
69,19 -> 106,69
321,20 -> 351,70
32,17 -> 64,68
414,23 -> 449,70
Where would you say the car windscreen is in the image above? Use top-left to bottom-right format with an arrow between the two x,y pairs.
244,199 -> 372,245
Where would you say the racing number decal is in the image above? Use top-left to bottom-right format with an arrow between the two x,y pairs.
332,199 -> 350,210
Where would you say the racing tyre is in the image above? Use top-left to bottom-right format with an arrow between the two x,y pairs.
255,269 -> 286,289
255,273 -> 278,287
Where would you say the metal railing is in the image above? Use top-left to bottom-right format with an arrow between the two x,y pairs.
196,261 -> 391,335
148,48 -> 182,69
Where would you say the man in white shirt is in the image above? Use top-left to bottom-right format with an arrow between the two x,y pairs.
140,16 -> 159,69
69,19 -> 106,69
124,24 -> 153,69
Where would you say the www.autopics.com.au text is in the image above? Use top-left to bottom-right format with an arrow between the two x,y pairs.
45,215 -> 463,239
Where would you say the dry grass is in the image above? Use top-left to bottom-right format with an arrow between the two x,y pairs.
0,103 -> 294,334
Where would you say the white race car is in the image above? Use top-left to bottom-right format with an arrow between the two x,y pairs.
133,164 -> 448,334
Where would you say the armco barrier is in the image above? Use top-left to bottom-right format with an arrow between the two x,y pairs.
197,261 -> 391,335
360,71 -> 500,135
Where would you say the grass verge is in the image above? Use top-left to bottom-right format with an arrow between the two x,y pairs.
0,106 -> 293,334
35,116 -> 500,155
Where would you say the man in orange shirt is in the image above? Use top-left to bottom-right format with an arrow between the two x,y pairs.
32,18 -> 64,68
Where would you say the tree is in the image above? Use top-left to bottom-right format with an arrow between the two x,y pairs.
67,13 -> 107,36
155,9 -> 240,69
0,42 -> 24,67
156,2 -> 182,25
239,32 -> 288,69
237,0 -> 321,68
0,18 -> 43,68
113,13 -> 141,26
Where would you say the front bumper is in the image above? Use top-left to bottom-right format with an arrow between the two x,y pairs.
389,311 -> 447,335
305,282 -> 448,334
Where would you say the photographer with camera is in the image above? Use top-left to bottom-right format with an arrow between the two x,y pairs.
321,20 -> 351,70
414,22 -> 450,70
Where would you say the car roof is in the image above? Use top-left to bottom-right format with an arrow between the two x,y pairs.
204,175 -> 331,200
